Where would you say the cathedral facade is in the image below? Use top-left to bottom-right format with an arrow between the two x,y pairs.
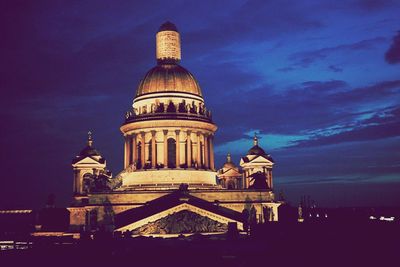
68,22 -> 280,235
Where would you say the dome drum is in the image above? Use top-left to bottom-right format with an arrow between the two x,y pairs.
124,104 -> 213,124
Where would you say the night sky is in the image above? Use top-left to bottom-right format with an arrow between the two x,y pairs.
1,1 -> 399,209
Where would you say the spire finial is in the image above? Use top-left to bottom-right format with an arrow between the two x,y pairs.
253,133 -> 258,146
227,153 -> 231,163
87,131 -> 93,147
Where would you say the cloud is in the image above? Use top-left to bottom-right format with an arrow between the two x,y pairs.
184,0 -> 323,52
356,0 -> 397,11
288,37 -> 386,68
291,106 -> 400,147
328,65 -> 343,72
210,78 -> 399,149
385,30 -> 400,64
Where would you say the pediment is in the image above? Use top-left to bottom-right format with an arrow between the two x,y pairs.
72,156 -> 104,166
242,155 -> 273,165
130,210 -> 228,235
115,202 -> 243,233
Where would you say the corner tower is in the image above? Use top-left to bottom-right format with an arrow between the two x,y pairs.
119,22 -> 218,189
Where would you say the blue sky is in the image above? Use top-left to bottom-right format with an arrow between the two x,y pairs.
1,0 -> 399,208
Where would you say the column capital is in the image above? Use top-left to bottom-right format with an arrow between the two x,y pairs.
175,129 -> 180,135
151,130 -> 156,137
163,129 -> 169,135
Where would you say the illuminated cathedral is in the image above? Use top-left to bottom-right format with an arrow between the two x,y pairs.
69,22 -> 280,235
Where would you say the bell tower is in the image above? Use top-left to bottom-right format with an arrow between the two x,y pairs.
71,132 -> 107,196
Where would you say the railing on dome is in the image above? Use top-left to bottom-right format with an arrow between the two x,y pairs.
124,104 -> 213,124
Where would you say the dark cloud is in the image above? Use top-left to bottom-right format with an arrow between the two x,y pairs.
328,65 -> 343,72
292,107 -> 400,147
277,66 -> 296,72
385,30 -> 400,64
210,78 -> 399,147
184,0 -> 323,53
288,37 -> 386,68
356,0 -> 396,11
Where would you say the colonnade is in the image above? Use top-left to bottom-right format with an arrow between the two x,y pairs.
123,129 -> 215,171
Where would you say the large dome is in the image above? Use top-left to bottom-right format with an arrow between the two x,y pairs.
136,64 -> 203,97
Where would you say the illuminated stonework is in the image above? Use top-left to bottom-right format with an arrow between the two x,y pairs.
156,30 -> 181,62
69,22 -> 280,235
119,21 -> 217,190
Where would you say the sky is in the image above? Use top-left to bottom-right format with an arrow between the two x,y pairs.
1,0 -> 399,209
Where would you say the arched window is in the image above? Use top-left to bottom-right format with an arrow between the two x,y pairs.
148,141 -> 152,163
167,138 -> 176,168
82,173 -> 93,193
137,141 -> 142,169
227,180 -> 235,190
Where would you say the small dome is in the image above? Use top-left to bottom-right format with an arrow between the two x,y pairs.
222,153 -> 236,169
136,64 -> 203,97
78,131 -> 101,157
247,145 -> 266,156
158,21 -> 178,32
223,161 -> 236,169
79,145 -> 101,157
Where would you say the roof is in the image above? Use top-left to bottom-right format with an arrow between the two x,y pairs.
247,145 -> 266,156
136,64 -> 203,97
79,145 -> 101,157
115,190 -> 243,229
158,21 -> 178,32
241,154 -> 274,164
71,145 -> 104,164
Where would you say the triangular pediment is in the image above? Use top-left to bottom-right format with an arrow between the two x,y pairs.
241,155 -> 274,166
130,210 -> 228,235
114,191 -> 243,233
250,155 -> 273,163
115,202 -> 243,233
72,156 -> 104,166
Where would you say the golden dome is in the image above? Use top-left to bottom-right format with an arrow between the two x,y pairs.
136,64 -> 203,97
222,153 -> 237,169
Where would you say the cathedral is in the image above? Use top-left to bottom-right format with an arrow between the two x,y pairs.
68,22 -> 280,235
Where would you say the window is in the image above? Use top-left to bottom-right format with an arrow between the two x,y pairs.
82,173 -> 93,193
137,141 -> 142,168
167,138 -> 176,168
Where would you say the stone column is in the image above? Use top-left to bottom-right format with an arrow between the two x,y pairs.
175,130 -> 180,168
186,130 -> 192,168
151,131 -> 156,168
209,134 -> 215,171
124,135 -> 129,168
269,170 -> 273,189
73,169 -> 79,194
140,132 -> 145,169
204,133 -> 209,169
244,170 -> 248,189
196,132 -> 201,169
76,170 -> 81,194
132,134 -> 137,165
163,130 -> 168,168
